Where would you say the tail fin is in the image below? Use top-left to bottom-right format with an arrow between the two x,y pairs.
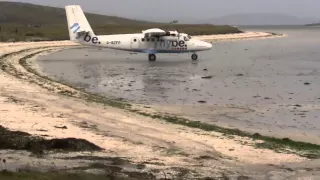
65,5 -> 95,41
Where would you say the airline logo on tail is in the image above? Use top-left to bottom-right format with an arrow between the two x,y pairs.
70,22 -> 81,33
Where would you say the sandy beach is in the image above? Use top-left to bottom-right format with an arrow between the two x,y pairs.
194,31 -> 285,42
1,31 -> 316,179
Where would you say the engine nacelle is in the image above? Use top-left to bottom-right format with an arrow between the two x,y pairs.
161,36 -> 179,41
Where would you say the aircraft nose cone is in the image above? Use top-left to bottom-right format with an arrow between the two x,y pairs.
194,40 -> 213,50
205,42 -> 212,49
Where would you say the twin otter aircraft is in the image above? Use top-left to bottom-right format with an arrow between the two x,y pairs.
65,5 -> 213,61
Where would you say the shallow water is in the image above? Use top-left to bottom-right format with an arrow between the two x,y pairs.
37,26 -> 320,143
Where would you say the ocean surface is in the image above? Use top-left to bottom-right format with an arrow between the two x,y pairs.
36,26 -> 320,143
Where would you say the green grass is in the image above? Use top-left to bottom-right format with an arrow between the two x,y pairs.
0,1 -> 150,25
132,111 -> 320,159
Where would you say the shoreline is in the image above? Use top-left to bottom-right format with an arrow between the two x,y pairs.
0,31 -> 284,46
0,32 -> 318,179
193,31 -> 285,42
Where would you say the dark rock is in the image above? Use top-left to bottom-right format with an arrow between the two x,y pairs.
237,176 -> 251,180
54,125 -> 68,129
136,164 -> 146,169
1,64 -> 7,70
195,155 -> 218,161
43,138 -> 102,151
37,129 -> 48,132
201,75 -> 213,79
0,125 -> 102,152
253,133 -> 261,138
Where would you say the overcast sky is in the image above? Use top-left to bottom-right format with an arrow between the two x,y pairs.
3,0 -> 320,21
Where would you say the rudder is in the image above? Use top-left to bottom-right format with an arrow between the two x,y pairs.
65,5 -> 95,41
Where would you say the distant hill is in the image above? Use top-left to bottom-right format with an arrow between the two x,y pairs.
207,13 -> 319,26
0,1 -> 242,42
305,23 -> 320,26
0,1 -> 150,25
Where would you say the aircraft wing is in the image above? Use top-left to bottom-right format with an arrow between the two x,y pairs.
142,28 -> 169,37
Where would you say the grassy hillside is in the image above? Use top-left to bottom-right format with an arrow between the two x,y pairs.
0,1 -> 149,25
305,23 -> 320,26
0,2 -> 242,42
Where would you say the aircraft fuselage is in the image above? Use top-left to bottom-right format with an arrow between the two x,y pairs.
66,5 -> 212,61
79,32 -> 212,54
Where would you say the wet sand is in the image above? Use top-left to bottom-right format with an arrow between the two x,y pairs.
37,27 -> 320,144
0,31 -> 319,179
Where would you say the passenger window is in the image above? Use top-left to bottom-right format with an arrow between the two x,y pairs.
151,38 -> 155,42
134,39 -> 137,42
142,38 -> 145,41
147,38 -> 150,42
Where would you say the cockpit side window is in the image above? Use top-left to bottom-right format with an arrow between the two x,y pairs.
184,36 -> 189,41
188,35 -> 192,39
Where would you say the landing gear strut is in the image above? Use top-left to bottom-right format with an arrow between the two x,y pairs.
191,53 -> 198,61
148,54 -> 156,61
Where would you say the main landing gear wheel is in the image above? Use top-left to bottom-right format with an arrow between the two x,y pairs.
148,54 -> 156,61
191,53 -> 198,61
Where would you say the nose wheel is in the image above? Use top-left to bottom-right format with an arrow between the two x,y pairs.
191,53 -> 198,61
148,54 -> 156,61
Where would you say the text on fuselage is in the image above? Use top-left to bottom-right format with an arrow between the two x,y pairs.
107,41 -> 121,45
159,40 -> 188,49
83,33 -> 101,44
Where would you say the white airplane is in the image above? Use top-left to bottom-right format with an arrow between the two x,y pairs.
65,5 -> 213,61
